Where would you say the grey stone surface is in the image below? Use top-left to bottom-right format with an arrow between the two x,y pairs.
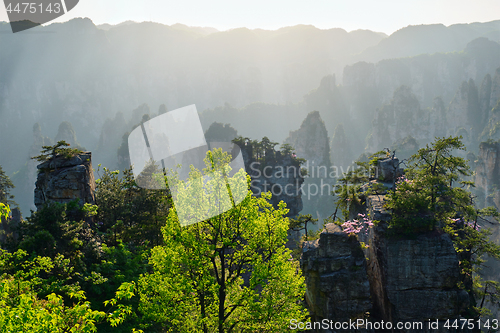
376,158 -> 403,184
357,196 -> 469,324
301,223 -> 372,322
34,152 -> 95,211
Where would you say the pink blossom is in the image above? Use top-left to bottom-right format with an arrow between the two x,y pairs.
341,216 -> 375,235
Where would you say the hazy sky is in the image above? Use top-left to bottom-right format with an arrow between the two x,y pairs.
1,0 -> 500,34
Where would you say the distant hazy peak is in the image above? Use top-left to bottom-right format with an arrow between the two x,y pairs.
97,20 -> 137,31
170,23 -> 219,36
349,29 -> 388,38
97,20 -> 219,36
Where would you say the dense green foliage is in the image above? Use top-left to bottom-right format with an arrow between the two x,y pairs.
0,249 -> 106,332
385,137 -> 470,233
0,147 -> 308,332
0,204 -> 9,220
132,149 -> 307,332
95,166 -> 170,247
332,150 -> 389,221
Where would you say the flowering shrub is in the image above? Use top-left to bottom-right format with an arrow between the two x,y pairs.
341,213 -> 374,236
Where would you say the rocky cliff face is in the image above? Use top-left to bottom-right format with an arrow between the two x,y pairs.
285,111 -> 331,168
301,160 -> 470,332
302,221 -> 470,331
12,122 -> 85,216
330,123 -> 353,169
301,223 -> 372,322
480,69 -> 500,142
343,38 -> 500,110
11,124 -> 52,215
285,111 -> 333,220
34,152 -> 96,211
358,196 -> 469,325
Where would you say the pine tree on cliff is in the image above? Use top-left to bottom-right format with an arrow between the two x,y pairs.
383,136 -> 500,319
31,141 -> 83,162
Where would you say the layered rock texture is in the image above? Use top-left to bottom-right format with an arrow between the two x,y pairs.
368,86 -> 448,152
34,152 -> 96,211
358,197 -> 469,325
301,223 -> 372,322
330,123 -> 352,170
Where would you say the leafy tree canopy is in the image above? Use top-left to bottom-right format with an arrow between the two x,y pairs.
133,148 -> 308,332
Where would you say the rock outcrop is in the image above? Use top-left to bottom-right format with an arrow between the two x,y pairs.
472,67 -> 500,144
285,111 -> 333,220
237,139 -> 304,218
34,152 -> 96,211
344,38 -> 500,110
285,111 -> 331,168
301,223 -> 372,322
10,123 -> 54,216
366,61 -> 500,155
358,196 -> 469,325
330,123 -> 353,170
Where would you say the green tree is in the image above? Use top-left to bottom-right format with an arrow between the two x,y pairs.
0,249 -> 106,332
18,201 -> 97,262
0,165 -> 14,206
94,165 -> 170,247
31,140 -> 83,162
333,150 -> 388,221
135,149 -> 307,332
385,136 -> 471,233
289,214 -> 319,240
0,203 -> 9,220
384,136 -> 500,319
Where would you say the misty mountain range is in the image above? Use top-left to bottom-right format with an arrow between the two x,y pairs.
3,17 -> 500,214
